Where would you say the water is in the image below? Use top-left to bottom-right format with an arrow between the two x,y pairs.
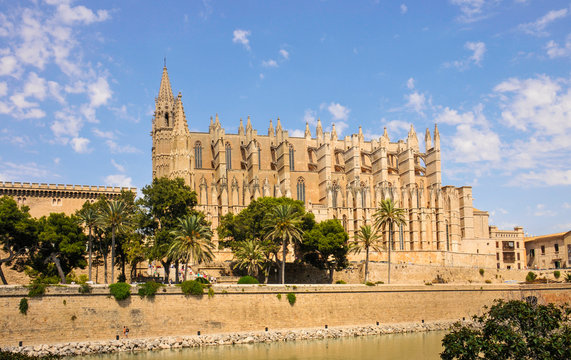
75,331 -> 445,360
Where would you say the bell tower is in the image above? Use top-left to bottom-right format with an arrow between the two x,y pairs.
152,64 -> 175,179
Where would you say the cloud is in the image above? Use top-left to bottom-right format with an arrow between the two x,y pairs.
106,140 -> 141,154
92,128 -> 115,139
279,49 -> 289,60
400,4 -> 408,14
435,103 -> 486,126
232,29 -> 251,50
0,55 -> 18,76
532,203 -> 556,217
262,59 -> 278,68
0,82 -> 7,97
444,41 -> 486,70
88,77 -> 112,107
383,119 -> 411,136
111,159 -> 125,172
288,129 -> 304,137
303,109 -> 317,126
104,174 -> 133,188
518,8 -> 568,37
510,169 -> 571,187
0,161 -> 54,181
70,137 -> 90,153
405,91 -> 426,114
545,34 -> 571,58
327,102 -> 350,121
406,77 -> 415,90
55,3 -> 109,24
449,124 -> 501,162
51,109 -> 82,138
562,202 -> 571,209
450,0 -> 494,23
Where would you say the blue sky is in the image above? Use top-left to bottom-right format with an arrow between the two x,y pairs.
0,0 -> 570,236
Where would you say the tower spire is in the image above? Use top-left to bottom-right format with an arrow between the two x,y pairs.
158,64 -> 174,103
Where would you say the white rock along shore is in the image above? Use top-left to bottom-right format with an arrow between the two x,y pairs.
2,320 -> 461,358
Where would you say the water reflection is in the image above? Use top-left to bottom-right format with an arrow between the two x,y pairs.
75,331 -> 444,360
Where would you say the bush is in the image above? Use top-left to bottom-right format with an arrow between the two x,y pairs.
375,281 -> 384,284
0,351 -> 61,359
286,292 -> 296,306
208,287 -> 215,298
78,283 -> 91,294
181,280 -> 204,296
526,271 -> 537,283
566,273 -> 571,283
78,274 -> 89,284
365,281 -> 375,286
276,293 -> 282,300
554,270 -> 561,279
138,281 -> 162,298
195,277 -> 210,285
479,268 -> 485,276
335,280 -> 347,284
117,273 -> 126,283
19,298 -> 28,315
237,275 -> 259,284
27,283 -> 46,298
109,282 -> 131,301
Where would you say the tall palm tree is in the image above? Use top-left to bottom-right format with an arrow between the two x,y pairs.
351,225 -> 383,283
264,204 -> 303,284
168,214 -> 214,281
76,205 -> 98,282
99,200 -> 132,283
233,240 -> 267,278
373,198 -> 406,284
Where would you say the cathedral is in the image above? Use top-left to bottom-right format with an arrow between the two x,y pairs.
151,66 -> 526,270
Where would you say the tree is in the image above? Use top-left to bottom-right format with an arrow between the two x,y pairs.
75,202 -> 98,282
168,214 -> 214,281
351,225 -> 383,283
98,200 -> 132,283
232,240 -> 268,279
264,204 -> 304,284
302,219 -> 349,283
0,196 -> 37,284
441,299 -> 571,360
29,213 -> 86,284
139,177 -> 197,282
373,198 -> 406,284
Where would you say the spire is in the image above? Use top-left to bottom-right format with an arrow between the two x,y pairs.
383,127 -> 389,139
380,126 -> 390,147
158,65 -> 174,103
246,115 -> 252,133
304,122 -> 311,138
268,119 -> 274,136
238,118 -> 244,136
215,113 -> 220,127
316,118 -> 323,138
172,92 -> 189,135
434,123 -> 440,149
276,117 -> 282,132
407,124 -> 419,150
425,127 -> 432,150
358,125 -> 364,140
331,123 -> 337,140
408,124 -> 416,137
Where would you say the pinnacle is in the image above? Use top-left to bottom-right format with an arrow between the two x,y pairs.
158,66 -> 174,102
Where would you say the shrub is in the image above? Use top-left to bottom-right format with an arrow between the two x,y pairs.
425,282 -> 433,286
78,283 -> 91,294
78,274 -> 89,284
526,271 -> 537,283
181,280 -> 204,296
375,281 -> 384,284
117,273 -> 126,283
566,273 -> 571,283
237,275 -> 259,284
335,280 -> 347,284
208,287 -> 215,298
19,298 -> 28,315
286,292 -> 296,306
27,283 -> 46,298
0,351 -> 61,359
109,282 -> 131,301
138,281 -> 162,298
365,281 -> 375,286
479,268 -> 485,276
276,293 -> 282,300
554,270 -> 561,279
195,277 -> 210,285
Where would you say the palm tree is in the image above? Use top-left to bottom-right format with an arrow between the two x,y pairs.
351,225 -> 383,283
233,240 -> 267,278
76,205 -> 98,282
99,200 -> 132,283
168,214 -> 214,281
373,198 -> 406,284
264,204 -> 303,284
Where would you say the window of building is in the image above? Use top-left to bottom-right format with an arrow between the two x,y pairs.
399,224 -> 404,250
496,241 -> 499,248
516,242 -> 519,248
289,146 -> 295,171
194,141 -> 202,169
518,263 -> 521,269
258,148 -> 261,170
541,245 -> 545,255
226,143 -> 232,170
497,263 -> 500,269
554,243 -> 559,253
332,189 -> 338,208
362,189 -> 367,208
296,178 -> 305,203
530,248 -> 535,257
496,253 -> 499,260
517,253 -> 520,261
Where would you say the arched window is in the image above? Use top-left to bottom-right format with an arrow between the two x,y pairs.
332,182 -> 338,208
446,220 -> 450,251
399,224 -> 404,250
296,178 -> 305,203
226,143 -> 232,170
194,141 -> 202,169
258,147 -> 261,170
289,145 -> 295,171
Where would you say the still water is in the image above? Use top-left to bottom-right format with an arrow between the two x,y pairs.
75,331 -> 445,360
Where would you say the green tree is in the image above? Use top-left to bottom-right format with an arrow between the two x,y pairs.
351,225 -> 383,283
302,219 -> 349,283
29,213 -> 87,283
168,214 -> 214,281
264,204 -> 304,284
98,199 -> 132,283
0,196 -> 38,285
139,177 -> 197,282
232,239 -> 268,279
441,299 -> 571,360
75,202 -> 98,282
373,198 -> 406,284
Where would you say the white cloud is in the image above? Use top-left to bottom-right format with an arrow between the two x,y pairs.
288,129 -> 304,137
106,140 -> 141,154
279,49 -> 289,60
0,82 -> 7,97
23,72 -> 47,100
111,159 -> 125,173
70,137 -> 90,153
262,59 -> 278,68
51,109 -> 82,138
406,77 -> 415,90
445,41 -> 486,70
511,169 -> 571,187
383,119 -> 411,136
55,3 -> 109,24
449,124 -> 501,162
303,109 -> 317,127
562,202 -> 571,209
450,0 -> 491,23
405,91 -> 426,114
400,4 -> 408,14
92,128 -> 115,139
518,8 -> 568,37
104,174 -> 133,188
327,102 -> 350,121
545,34 -> 571,58
0,161 -> 53,182
532,203 -> 556,216
88,77 -> 112,107
259,73 -> 264,80
435,103 -> 486,126
232,29 -> 251,50
10,93 -> 38,109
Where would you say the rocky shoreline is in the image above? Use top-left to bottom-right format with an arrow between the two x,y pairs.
2,320 -> 460,358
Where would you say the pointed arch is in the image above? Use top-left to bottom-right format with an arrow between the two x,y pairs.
296,177 -> 306,203
225,142 -> 232,170
194,141 -> 202,169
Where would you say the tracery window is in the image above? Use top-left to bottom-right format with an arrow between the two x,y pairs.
226,143 -> 232,170
296,178 -> 306,203
194,141 -> 202,169
289,145 -> 295,171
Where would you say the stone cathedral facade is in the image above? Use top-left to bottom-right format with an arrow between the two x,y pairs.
151,66 -> 525,269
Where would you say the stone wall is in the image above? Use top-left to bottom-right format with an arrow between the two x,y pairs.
1,284 -> 569,347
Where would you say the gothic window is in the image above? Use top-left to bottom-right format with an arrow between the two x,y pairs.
258,147 -> 261,170
226,143 -> 232,170
289,145 -> 295,171
296,178 -> 306,203
399,224 -> 404,250
446,221 -> 450,251
194,141 -> 202,169
165,113 -> 169,127
332,185 -> 338,208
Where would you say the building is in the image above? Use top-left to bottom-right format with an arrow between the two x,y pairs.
151,66 -> 523,268
490,226 -> 525,270
525,231 -> 571,269
0,181 -> 137,218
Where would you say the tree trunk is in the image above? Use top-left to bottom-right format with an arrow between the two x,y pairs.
88,227 -> 93,282
0,265 -> 7,285
364,246 -> 370,283
103,251 -> 108,284
161,260 -> 171,283
281,240 -> 286,284
121,255 -> 126,281
388,223 -> 392,285
51,253 -> 66,284
0,249 -> 18,285
111,226 -> 116,283
175,260 -> 180,284
183,259 -> 189,282
329,268 -> 334,283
